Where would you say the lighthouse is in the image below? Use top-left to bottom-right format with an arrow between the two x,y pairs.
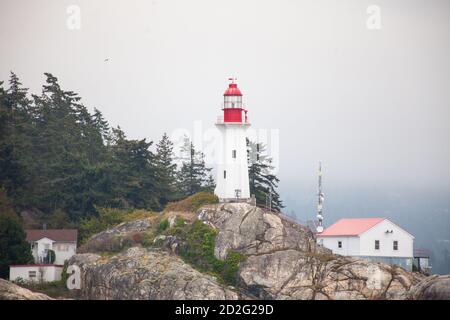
214,78 -> 251,201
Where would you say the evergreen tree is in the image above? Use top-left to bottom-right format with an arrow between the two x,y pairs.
177,136 -> 213,197
0,72 -> 200,224
155,133 -> 178,204
247,139 -> 283,211
92,108 -> 112,146
109,127 -> 161,210
0,189 -> 33,278
0,73 -> 29,198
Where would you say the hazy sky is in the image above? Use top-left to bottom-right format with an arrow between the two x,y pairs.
1,0 -> 449,229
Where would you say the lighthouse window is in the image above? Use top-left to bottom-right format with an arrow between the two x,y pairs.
393,241 -> 398,251
375,240 -> 380,250
338,241 -> 342,249
232,150 -> 236,158
224,170 -> 227,179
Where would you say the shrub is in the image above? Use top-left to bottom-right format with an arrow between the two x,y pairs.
178,220 -> 245,286
164,192 -> 218,213
174,217 -> 186,228
140,232 -> 155,248
221,251 -> 246,285
46,249 -> 56,264
60,262 -> 69,287
157,218 -> 169,234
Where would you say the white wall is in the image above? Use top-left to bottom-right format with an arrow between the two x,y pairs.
9,265 -> 63,283
359,219 -> 414,258
31,239 -> 77,264
215,123 -> 251,199
318,236 -> 360,256
52,242 -> 77,265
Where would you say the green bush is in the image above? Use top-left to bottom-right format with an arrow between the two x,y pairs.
174,217 -> 186,228
46,249 -> 56,264
157,218 -> 169,234
178,220 -> 245,286
60,262 -> 69,287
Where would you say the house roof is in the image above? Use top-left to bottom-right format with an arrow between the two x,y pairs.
317,218 -> 385,237
10,264 -> 64,268
26,229 -> 78,242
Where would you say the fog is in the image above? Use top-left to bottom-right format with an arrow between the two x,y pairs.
1,0 -> 449,272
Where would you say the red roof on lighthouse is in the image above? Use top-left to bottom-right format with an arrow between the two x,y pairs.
224,78 -> 242,96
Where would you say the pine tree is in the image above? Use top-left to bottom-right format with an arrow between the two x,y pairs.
177,136 -> 213,197
247,139 -> 283,211
92,108 -> 111,145
0,189 -> 33,278
0,72 -> 173,222
109,127 -> 162,210
0,73 -> 30,198
155,133 -> 178,204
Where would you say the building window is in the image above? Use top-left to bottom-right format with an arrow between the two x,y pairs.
56,244 -> 69,251
29,271 -> 36,278
375,240 -> 380,250
338,241 -> 342,248
224,170 -> 227,179
393,241 -> 398,251
232,150 -> 236,158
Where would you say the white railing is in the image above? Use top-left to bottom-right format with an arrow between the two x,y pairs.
216,116 -> 250,124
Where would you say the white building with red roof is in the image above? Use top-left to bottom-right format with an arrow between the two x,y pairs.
9,229 -> 77,283
316,218 -> 414,271
214,78 -> 251,201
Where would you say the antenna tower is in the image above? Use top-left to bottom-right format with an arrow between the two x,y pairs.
316,162 -> 324,233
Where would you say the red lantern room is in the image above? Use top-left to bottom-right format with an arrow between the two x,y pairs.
222,78 -> 248,123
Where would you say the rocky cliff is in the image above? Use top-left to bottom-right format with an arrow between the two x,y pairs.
198,203 -> 424,300
0,279 -> 52,300
69,202 -> 449,300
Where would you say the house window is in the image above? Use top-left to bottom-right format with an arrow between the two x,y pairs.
232,150 -> 236,158
393,241 -> 398,251
224,170 -> 227,179
375,240 -> 380,250
338,241 -> 342,249
29,271 -> 36,278
56,244 -> 68,251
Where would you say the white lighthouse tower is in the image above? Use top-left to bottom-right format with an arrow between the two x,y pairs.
214,78 -> 251,201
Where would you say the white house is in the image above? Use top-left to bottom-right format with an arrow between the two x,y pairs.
316,218 -> 414,271
26,229 -> 78,265
9,229 -> 77,282
9,264 -> 64,283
